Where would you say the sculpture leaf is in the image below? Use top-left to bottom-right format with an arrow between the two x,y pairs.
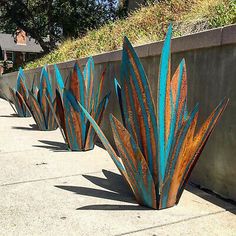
82,24 -> 228,209
9,68 -> 31,117
51,58 -> 110,151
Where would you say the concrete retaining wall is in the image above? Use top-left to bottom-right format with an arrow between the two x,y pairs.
1,24 -> 236,201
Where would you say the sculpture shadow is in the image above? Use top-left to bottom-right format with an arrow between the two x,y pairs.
96,140 -> 119,154
0,114 -> 19,118
55,169 -> 151,211
95,141 -> 105,150
33,140 -> 68,151
12,124 -> 39,131
186,183 -> 236,215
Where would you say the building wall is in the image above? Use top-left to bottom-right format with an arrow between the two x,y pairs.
1,50 -> 38,71
0,24 -> 236,201
15,51 -> 24,66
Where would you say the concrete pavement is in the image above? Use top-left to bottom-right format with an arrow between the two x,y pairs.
0,98 -> 235,236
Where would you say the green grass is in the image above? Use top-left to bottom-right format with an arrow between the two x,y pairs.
25,0 -> 236,69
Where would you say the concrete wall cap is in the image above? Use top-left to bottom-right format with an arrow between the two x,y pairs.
3,24 -> 236,75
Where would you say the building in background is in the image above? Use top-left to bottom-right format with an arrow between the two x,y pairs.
128,0 -> 146,11
0,30 -> 43,74
119,0 -> 146,12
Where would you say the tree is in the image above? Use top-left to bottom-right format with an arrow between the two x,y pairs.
0,0 -> 117,53
117,0 -> 129,17
53,0 -> 117,38
117,0 -> 157,17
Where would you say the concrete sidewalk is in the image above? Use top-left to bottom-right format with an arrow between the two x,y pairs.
0,98 -> 235,236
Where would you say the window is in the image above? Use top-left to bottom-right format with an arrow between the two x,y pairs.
6,52 -> 14,62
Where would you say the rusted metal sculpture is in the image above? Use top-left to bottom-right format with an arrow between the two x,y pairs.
51,58 -> 110,151
9,68 -> 31,117
26,66 -> 58,131
79,25 -> 228,209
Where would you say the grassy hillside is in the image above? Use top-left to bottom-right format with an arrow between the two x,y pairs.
26,0 -> 236,69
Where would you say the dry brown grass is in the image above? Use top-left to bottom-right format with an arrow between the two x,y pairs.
26,0 -> 235,69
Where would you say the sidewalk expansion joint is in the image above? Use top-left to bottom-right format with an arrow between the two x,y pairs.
115,210 -> 234,236
0,169 -> 116,187
0,149 -> 44,155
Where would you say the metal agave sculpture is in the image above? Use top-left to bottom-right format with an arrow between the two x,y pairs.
52,58 -> 110,151
26,66 -> 58,131
8,68 -> 31,117
79,25 -> 228,209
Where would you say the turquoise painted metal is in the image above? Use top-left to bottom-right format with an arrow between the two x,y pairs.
51,58 -> 110,151
26,66 -> 58,131
79,25 -> 229,209
8,68 -> 31,117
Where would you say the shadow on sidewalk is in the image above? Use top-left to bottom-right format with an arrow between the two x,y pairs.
12,124 -> 39,131
77,204 -> 150,211
0,113 -> 18,118
55,169 -> 151,211
33,140 -> 68,151
186,183 -> 236,215
55,169 -> 236,212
